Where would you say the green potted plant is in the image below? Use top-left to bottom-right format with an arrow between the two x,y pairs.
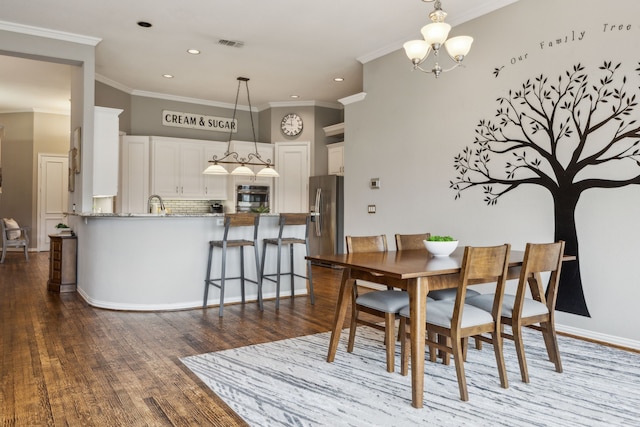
55,223 -> 72,235
424,235 -> 458,257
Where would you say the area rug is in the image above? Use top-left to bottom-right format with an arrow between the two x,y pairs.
181,327 -> 640,426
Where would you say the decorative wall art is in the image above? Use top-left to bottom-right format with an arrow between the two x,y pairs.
450,61 -> 640,317
72,127 -> 81,174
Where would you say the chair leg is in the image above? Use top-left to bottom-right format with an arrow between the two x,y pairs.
203,244 -> 214,308
219,247 -> 227,318
254,244 -> 263,311
491,329 -> 509,390
275,242 -> 282,309
0,245 -> 6,263
512,323 -> 530,383
384,313 -> 396,373
347,296 -> 358,353
24,245 -> 29,261
306,258 -> 315,304
540,321 -> 563,373
289,244 -> 295,298
451,336 -> 469,401
427,331 -> 438,363
474,337 -> 482,350
239,247 -> 246,304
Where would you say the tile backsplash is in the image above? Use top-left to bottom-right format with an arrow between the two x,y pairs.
163,200 -> 219,214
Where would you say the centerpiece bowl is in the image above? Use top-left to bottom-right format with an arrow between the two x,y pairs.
423,238 -> 458,257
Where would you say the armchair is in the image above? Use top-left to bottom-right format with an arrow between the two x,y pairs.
1,218 -> 30,263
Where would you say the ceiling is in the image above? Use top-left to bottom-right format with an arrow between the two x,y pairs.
0,0 -> 517,114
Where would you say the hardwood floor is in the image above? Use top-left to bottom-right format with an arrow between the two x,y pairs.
0,252 -> 345,426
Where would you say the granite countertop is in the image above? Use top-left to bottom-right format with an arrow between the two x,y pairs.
69,212 -> 280,218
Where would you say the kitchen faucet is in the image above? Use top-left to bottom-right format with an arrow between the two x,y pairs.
147,194 -> 165,214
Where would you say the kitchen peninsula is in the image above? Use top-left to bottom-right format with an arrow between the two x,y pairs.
72,213 -> 310,311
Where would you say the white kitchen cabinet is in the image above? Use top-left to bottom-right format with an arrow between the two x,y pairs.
119,135 -> 150,213
203,142 -> 228,199
327,142 -> 344,176
93,106 -> 123,196
150,137 -> 212,199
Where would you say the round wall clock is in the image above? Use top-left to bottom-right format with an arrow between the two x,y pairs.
281,113 -> 303,136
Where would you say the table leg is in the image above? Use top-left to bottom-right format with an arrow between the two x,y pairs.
408,277 -> 427,409
327,267 -> 353,363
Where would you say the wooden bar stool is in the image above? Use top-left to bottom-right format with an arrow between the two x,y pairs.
203,213 -> 263,317
260,213 -> 314,309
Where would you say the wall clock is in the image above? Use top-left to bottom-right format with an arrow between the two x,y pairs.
281,113 -> 303,136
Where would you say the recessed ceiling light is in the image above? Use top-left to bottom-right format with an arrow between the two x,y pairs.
137,21 -> 152,28
187,49 -> 200,55
290,95 -> 300,99
163,74 -> 174,79
334,77 -> 344,82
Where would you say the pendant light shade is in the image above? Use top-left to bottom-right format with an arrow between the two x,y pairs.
231,165 -> 255,176
203,164 -> 229,175
256,166 -> 280,177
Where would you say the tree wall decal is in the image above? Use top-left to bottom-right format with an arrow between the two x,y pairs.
450,61 -> 640,316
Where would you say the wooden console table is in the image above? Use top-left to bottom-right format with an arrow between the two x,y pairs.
48,234 -> 77,293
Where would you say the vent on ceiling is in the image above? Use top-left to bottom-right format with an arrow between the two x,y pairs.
218,39 -> 244,48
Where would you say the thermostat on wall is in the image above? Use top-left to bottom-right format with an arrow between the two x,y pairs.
370,178 -> 380,189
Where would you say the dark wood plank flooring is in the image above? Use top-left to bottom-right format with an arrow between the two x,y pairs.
0,252 -> 345,426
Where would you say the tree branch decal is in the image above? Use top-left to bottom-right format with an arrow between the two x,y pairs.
450,61 -> 640,316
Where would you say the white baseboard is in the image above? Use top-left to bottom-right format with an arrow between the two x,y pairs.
556,323 -> 640,351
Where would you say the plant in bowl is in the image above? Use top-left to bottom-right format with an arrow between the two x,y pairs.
55,223 -> 72,234
423,235 -> 458,257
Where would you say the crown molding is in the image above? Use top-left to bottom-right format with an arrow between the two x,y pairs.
0,20 -> 101,46
339,92 -> 367,105
267,100 -> 342,110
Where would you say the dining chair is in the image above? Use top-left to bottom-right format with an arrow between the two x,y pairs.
399,244 -> 511,401
346,234 -> 409,373
394,233 -> 482,301
466,241 -> 565,383
395,232 -> 482,357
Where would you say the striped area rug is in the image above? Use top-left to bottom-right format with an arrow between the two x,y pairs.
181,327 -> 640,426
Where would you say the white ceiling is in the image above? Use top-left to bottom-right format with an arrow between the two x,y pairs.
0,0 -> 518,114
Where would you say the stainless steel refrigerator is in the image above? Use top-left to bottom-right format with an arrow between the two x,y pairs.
309,175 -> 344,256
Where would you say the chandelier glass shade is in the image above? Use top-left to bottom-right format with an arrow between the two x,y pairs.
403,0 -> 473,78
202,77 -> 279,177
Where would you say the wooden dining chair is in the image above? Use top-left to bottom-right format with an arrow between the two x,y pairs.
346,234 -> 409,373
399,244 -> 511,401
466,241 -> 565,383
394,233 -> 482,302
395,232 -> 482,357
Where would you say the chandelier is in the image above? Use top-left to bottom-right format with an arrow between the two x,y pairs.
203,77 -> 279,177
403,0 -> 473,78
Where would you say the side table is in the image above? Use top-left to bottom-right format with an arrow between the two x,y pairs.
48,234 -> 77,292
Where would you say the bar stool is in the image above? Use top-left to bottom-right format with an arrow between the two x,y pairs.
203,213 -> 263,317
260,213 -> 314,309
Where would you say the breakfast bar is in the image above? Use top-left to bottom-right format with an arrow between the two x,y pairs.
72,213 -> 310,311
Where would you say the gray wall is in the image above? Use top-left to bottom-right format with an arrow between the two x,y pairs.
343,0 -> 640,345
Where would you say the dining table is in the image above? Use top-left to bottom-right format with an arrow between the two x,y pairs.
306,247 -> 575,408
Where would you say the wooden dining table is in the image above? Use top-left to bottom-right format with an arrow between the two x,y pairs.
306,247 -> 575,408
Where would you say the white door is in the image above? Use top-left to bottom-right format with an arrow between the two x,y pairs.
38,154 -> 69,251
274,142 -> 310,213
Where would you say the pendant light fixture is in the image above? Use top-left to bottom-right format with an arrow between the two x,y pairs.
203,77 -> 279,177
403,0 -> 473,78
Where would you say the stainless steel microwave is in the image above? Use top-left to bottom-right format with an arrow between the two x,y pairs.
236,185 -> 270,213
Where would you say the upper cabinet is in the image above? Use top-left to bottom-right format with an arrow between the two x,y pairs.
327,142 -> 344,176
151,137 -> 227,200
93,106 -> 123,196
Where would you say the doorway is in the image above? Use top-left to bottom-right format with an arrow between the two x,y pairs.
38,154 -> 69,251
